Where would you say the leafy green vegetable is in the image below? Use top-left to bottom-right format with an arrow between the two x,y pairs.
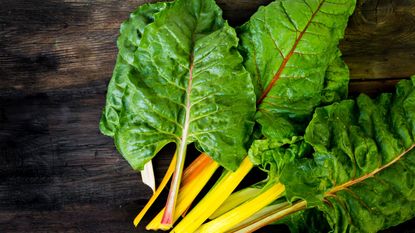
279,77 -> 415,232
238,0 -> 356,140
100,0 -> 256,171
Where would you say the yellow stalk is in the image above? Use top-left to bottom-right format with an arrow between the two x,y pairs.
181,153 -> 214,218
198,182 -> 285,233
133,154 -> 177,227
209,187 -> 262,219
232,200 -> 307,233
146,156 -> 219,230
229,202 -> 290,232
171,157 -> 254,233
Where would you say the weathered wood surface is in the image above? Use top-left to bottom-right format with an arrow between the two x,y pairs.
1,0 -> 415,232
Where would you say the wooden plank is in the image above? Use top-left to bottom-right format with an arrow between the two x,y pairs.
349,79 -> 401,95
341,0 -> 415,80
0,0 -> 135,95
0,204 -> 143,233
0,94 -> 146,209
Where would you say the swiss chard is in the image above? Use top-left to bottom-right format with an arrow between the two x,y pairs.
100,0 -> 415,232
100,0 -> 256,225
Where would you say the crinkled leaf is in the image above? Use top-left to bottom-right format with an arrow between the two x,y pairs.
100,0 -> 256,171
248,136 -> 310,181
100,2 -> 168,137
238,0 -> 355,139
280,78 -> 415,232
321,49 -> 349,104
276,208 -> 331,233
117,2 -> 170,67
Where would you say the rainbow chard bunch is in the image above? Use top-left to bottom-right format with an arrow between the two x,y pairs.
100,0 -> 415,232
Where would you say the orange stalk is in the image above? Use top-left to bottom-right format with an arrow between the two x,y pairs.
181,153 -> 211,185
180,153 -> 212,218
146,154 -> 219,230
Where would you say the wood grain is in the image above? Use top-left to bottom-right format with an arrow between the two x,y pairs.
341,0 -> 415,80
0,93 -> 174,232
1,0 -> 415,232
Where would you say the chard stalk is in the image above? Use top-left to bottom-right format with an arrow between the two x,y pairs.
181,153 -> 212,185
134,154 -> 177,227
231,200 -> 307,233
162,145 -> 187,225
181,153 -> 215,218
230,201 -> 290,231
146,155 -> 219,230
135,153 -> 211,227
209,187 -> 262,219
198,182 -> 285,233
162,59 -> 195,225
171,157 -> 254,233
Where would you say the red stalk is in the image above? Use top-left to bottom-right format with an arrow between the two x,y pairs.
161,61 -> 195,225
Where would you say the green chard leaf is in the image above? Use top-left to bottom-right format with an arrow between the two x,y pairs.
277,208 -> 331,233
100,0 -> 256,172
321,49 -> 349,105
248,136 -> 310,181
280,77 -> 415,233
238,0 -> 356,140
100,2 -> 169,137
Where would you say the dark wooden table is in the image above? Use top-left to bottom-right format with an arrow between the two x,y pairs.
1,0 -> 415,232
